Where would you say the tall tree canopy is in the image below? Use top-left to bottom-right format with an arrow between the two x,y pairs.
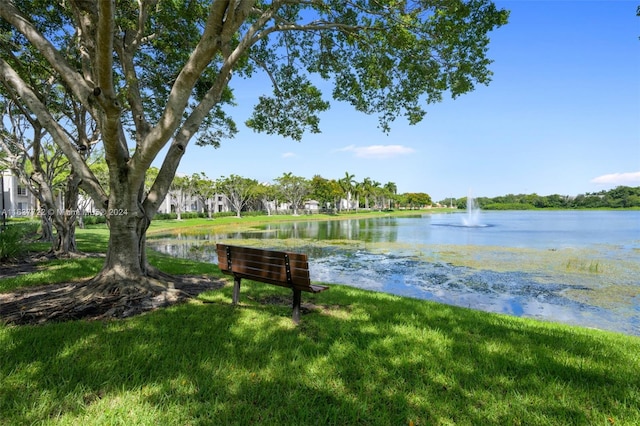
0,0 -> 508,299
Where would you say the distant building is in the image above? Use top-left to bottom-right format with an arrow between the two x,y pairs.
303,200 -> 320,212
1,170 -> 38,218
156,191 -> 231,215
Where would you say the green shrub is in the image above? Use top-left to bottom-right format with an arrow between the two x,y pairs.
0,222 -> 38,261
238,210 -> 267,217
153,212 -> 178,220
151,210 -> 269,220
180,212 -> 206,219
213,211 -> 238,218
80,215 -> 107,225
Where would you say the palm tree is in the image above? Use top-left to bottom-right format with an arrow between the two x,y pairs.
339,172 -> 356,212
353,181 -> 363,212
370,180 -> 383,210
361,177 -> 374,210
384,181 -> 398,209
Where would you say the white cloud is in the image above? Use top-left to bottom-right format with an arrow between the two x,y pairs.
337,144 -> 416,159
282,152 -> 296,158
590,171 -> 640,185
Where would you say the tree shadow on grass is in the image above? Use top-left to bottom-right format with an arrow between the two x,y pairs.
1,282 -> 639,425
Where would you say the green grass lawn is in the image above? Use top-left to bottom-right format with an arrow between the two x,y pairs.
1,220 -> 639,425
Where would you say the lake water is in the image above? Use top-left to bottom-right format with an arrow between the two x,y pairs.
149,210 -> 640,336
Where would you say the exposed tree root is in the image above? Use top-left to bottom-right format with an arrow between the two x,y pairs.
0,273 -> 225,326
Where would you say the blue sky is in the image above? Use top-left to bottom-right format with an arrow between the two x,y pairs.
174,0 -> 640,202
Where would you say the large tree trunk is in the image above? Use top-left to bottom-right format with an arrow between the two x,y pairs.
28,170 -> 80,257
85,175 -> 171,296
52,220 -> 77,254
102,214 -> 146,277
86,212 -> 164,292
40,215 -> 54,242
51,171 -> 81,256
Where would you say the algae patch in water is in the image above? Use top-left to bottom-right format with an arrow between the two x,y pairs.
393,242 -> 640,313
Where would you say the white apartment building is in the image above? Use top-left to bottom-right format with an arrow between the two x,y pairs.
1,170 -> 37,218
156,191 -> 232,215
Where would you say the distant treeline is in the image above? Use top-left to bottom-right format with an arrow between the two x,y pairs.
450,186 -> 640,210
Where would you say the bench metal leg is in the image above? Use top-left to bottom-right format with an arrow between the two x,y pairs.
232,277 -> 241,305
292,288 -> 302,324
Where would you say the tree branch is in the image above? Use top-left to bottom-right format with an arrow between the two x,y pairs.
0,59 -> 108,209
91,0 -> 131,171
114,0 -> 156,143
137,1 -> 228,167
0,2 -> 95,117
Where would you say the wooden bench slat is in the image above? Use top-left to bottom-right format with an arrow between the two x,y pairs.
228,272 -> 298,289
217,245 -> 308,262
217,253 -> 309,272
218,262 -> 311,285
223,271 -> 312,288
232,266 -> 287,282
223,257 -> 309,274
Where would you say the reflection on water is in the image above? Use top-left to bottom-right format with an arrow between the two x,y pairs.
240,216 -> 405,242
149,211 -> 640,336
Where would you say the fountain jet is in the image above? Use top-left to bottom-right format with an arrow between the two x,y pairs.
462,192 -> 482,227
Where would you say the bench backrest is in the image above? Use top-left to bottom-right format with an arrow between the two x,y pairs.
216,244 -> 311,290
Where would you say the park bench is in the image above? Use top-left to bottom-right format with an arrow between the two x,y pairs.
216,243 -> 329,324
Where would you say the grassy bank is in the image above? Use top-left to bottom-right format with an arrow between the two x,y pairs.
1,222 -> 639,425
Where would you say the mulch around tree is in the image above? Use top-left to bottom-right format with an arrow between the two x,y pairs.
0,253 -> 58,280
0,255 -> 226,326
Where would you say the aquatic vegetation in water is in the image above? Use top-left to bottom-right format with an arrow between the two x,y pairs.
564,258 -> 602,273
